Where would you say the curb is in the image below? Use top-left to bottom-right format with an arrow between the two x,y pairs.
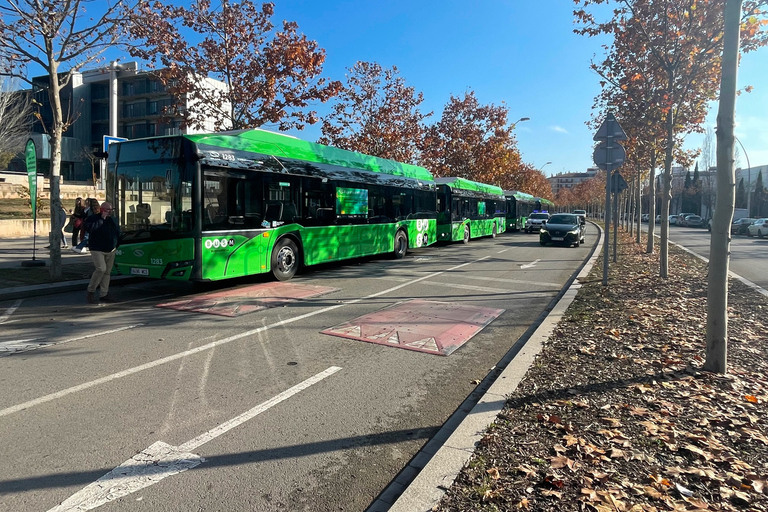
368,223 -> 605,512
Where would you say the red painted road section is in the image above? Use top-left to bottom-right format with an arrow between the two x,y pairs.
322,299 -> 504,356
156,282 -> 338,317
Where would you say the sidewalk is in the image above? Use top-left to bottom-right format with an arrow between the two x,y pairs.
0,236 -> 131,301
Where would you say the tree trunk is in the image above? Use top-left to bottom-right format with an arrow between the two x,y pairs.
636,168 -> 641,244
647,149 -> 656,253
47,59 -> 64,280
706,0 -> 742,375
660,77 -> 675,278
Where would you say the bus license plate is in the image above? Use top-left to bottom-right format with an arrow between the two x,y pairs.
130,267 -> 149,276
551,237 -> 564,241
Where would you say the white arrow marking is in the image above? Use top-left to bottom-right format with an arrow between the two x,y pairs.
520,259 -> 541,269
0,299 -> 22,324
48,366 -> 342,512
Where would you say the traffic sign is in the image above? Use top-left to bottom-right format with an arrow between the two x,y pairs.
593,141 -> 626,170
609,172 -> 628,193
103,135 -> 128,153
593,113 -> 627,141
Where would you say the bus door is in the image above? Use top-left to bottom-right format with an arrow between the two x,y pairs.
335,186 -> 368,260
200,170 -> 269,280
301,179 -> 338,265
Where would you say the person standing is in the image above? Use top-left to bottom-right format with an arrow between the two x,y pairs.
71,197 -> 86,247
84,201 -> 120,304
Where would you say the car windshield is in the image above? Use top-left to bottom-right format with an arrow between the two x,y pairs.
531,213 -> 549,219
549,214 -> 578,224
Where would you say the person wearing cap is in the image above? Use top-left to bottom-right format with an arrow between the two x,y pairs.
83,201 -> 121,304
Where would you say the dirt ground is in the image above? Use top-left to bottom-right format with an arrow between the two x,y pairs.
435,230 -> 768,512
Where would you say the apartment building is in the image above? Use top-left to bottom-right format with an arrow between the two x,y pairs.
12,61 -> 228,183
548,168 -> 599,195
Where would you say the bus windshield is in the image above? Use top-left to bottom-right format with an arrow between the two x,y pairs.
108,138 -> 193,240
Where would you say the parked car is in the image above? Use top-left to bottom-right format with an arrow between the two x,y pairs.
669,215 -> 678,225
539,213 -> 586,247
747,218 -> 768,238
641,214 -> 650,222
677,213 -> 696,226
684,214 -> 704,228
525,212 -> 550,233
731,217 -> 756,235
573,210 -> 587,223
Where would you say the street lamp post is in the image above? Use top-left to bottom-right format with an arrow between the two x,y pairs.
538,161 -> 552,173
735,136 -> 751,215
513,117 -> 530,127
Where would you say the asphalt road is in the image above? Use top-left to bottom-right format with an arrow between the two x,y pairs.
657,223 -> 768,290
0,231 -> 593,512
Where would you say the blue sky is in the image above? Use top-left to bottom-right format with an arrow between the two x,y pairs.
257,0 -> 768,177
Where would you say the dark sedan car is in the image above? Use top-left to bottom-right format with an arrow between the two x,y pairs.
539,213 -> 586,247
731,217 -> 755,235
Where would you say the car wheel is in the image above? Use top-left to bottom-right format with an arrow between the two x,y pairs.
271,237 -> 299,281
748,232 -> 754,237
760,230 -> 764,239
573,239 -> 580,248
462,225 -> 470,244
392,229 -> 408,259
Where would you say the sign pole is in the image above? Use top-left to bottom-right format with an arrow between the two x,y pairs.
603,157 -> 612,285
22,138 -> 45,267
592,113 -> 627,286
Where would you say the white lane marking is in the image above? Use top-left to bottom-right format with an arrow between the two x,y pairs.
0,299 -> 23,324
0,258 -> 482,418
47,366 -> 342,512
0,325 -> 143,358
497,248 -> 509,254
520,259 -> 541,269
61,325 -> 144,344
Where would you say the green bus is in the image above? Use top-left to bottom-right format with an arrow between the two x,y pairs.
534,197 -> 555,214
434,177 -> 507,243
106,129 -> 438,282
503,190 -> 536,232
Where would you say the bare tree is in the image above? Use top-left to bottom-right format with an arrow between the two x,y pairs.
0,0 -> 131,278
0,75 -> 33,169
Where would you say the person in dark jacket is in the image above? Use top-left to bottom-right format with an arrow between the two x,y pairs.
84,201 -> 120,304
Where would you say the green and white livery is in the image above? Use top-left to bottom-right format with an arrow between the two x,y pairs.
435,177 -> 507,243
107,129 -> 438,281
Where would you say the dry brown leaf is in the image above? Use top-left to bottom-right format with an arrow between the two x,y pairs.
601,417 -> 622,427
644,486 -> 663,499
486,467 -> 500,480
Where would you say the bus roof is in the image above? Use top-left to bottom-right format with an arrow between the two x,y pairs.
536,197 -> 555,207
183,129 -> 435,182
434,177 -> 504,197
504,190 -> 536,201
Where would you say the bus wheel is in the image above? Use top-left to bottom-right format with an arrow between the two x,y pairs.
492,225 -> 497,238
271,238 -> 299,281
462,225 -> 470,244
393,230 -> 408,259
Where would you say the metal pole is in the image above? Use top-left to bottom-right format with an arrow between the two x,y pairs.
602,145 -> 613,285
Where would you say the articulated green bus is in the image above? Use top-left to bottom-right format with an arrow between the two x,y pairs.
106,129 -> 438,282
503,190 -> 536,232
434,177 -> 506,243
534,197 -> 555,213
